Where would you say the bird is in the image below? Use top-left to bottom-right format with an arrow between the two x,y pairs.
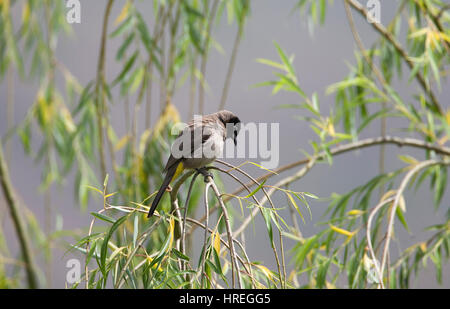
147,110 -> 241,217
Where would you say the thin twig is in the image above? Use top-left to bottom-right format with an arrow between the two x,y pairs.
200,181 -> 211,287
0,144 -> 39,288
206,175 -> 242,288
346,0 -> 443,115
114,217 -> 163,288
344,0 -> 389,203
95,0 -> 115,180
379,159 -> 446,278
181,172 -> 199,278
366,197 -> 395,289
6,67 -> 14,164
229,136 -> 450,199
206,166 -> 275,285
214,160 -> 287,288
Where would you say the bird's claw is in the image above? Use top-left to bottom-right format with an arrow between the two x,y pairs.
196,168 -> 213,182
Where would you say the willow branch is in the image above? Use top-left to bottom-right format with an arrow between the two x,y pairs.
366,197 -> 395,289
214,160 -> 286,288
95,0 -> 114,179
189,136 -> 450,238
379,159 -> 448,280
232,156 -> 318,243
344,0 -> 389,198
200,181 -> 212,287
205,175 -> 242,289
6,67 -> 14,163
230,136 -> 450,199
206,166 -> 282,287
346,0 -> 443,115
0,144 -> 39,288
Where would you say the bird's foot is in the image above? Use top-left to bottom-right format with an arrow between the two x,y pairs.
196,167 -> 213,182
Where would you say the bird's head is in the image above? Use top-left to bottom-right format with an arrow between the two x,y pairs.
216,110 -> 241,146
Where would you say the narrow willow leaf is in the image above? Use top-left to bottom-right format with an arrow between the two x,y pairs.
133,214 -> 139,248
100,215 -> 129,272
212,230 -> 221,255
85,185 -> 103,195
171,248 -> 190,261
256,58 -> 285,70
110,15 -> 134,38
255,264 -> 274,283
112,50 -> 139,86
329,224 -> 355,238
244,179 -> 266,198
395,207 -> 410,233
261,207 -> 273,243
287,192 -> 305,224
91,212 -> 116,224
115,0 -> 132,26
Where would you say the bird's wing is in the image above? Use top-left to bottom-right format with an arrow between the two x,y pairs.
163,121 -> 214,172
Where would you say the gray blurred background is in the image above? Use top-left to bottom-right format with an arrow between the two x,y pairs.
0,0 -> 448,288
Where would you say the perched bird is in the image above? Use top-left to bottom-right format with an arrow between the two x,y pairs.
147,110 -> 241,217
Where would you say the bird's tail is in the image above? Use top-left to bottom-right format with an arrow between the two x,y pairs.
147,162 -> 180,217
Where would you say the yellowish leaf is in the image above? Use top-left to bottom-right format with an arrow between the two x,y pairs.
115,0 -> 131,26
61,107 -> 76,133
1,0 -> 10,16
114,135 -> 130,152
419,242 -> 427,252
381,190 -> 406,212
168,217 -> 175,250
329,224 -> 355,238
212,230 -> 221,254
85,185 -> 103,195
286,193 -> 305,223
22,2 -> 30,24
146,256 -> 164,271
398,155 -> 419,166
104,192 -> 118,199
437,135 -> 448,147
256,264 -> 274,282
327,119 -> 336,137
347,209 -> 363,216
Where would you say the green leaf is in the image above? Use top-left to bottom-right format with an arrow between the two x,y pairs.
245,179 -> 266,198
261,207 -> 273,243
112,50 -> 139,86
316,258 -> 331,288
273,41 -> 296,79
100,215 -> 129,273
256,58 -> 285,71
395,206 -> 410,233
110,15 -> 134,38
116,32 -> 135,60
91,212 -> 116,224
171,248 -> 190,261
187,22 -> 204,54
294,235 -> 317,269
433,165 -> 447,208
